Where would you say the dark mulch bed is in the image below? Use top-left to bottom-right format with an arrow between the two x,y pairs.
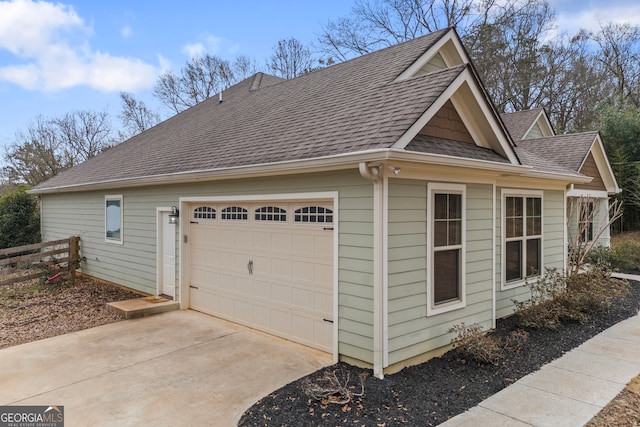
239,279 -> 640,426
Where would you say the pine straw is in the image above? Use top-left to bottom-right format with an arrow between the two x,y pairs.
0,274 -> 141,349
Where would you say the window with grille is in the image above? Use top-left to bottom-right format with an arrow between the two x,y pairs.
504,193 -> 542,285
193,206 -> 216,220
221,206 -> 248,220
255,206 -> 287,222
294,206 -> 333,223
427,183 -> 466,316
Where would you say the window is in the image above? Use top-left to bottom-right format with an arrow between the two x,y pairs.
255,206 -> 287,222
503,191 -> 542,286
194,206 -> 216,220
579,200 -> 594,242
221,206 -> 248,220
294,206 -> 333,223
105,195 -> 123,244
427,183 -> 465,315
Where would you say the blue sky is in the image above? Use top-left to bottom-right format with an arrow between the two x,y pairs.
1,0 -> 639,156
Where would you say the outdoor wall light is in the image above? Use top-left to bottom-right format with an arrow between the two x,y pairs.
168,206 -> 179,224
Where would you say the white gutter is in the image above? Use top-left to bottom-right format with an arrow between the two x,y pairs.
359,162 -> 386,379
30,147 -> 590,195
31,148 -> 532,194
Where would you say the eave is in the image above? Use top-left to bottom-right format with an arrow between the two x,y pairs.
29,148 -> 590,195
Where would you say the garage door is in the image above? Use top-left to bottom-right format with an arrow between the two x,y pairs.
188,201 -> 334,352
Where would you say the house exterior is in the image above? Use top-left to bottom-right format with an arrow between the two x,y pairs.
32,28 -> 597,378
501,109 -> 620,247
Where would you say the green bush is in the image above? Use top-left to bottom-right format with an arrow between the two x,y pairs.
513,268 -> 630,330
0,185 -> 40,249
587,241 -> 640,271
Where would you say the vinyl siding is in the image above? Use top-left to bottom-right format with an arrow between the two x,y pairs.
386,180 -> 494,366
40,169 -> 375,363
495,189 -> 565,318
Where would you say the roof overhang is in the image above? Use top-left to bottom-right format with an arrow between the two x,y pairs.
392,67 -> 520,165
30,147 -> 591,195
581,134 -> 621,194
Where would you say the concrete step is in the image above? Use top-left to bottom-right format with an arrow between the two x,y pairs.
106,296 -> 180,319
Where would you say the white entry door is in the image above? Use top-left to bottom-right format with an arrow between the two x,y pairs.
160,211 -> 176,298
189,201 -> 334,352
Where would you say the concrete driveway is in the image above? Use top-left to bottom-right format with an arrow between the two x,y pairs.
0,310 -> 332,426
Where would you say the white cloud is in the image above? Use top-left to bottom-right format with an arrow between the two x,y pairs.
0,0 -> 159,92
120,25 -> 132,39
181,34 -> 224,58
182,42 -> 205,58
555,4 -> 640,34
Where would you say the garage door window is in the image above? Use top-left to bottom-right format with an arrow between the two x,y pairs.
294,206 -> 333,223
255,206 -> 287,221
221,206 -> 248,220
193,206 -> 216,220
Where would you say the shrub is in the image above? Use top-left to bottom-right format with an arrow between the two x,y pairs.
449,323 -> 529,365
587,240 -> 640,271
514,267 -> 630,329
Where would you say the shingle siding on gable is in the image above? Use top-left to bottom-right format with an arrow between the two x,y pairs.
575,152 -> 607,192
419,100 -> 474,144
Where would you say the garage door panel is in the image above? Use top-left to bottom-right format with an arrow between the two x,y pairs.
252,279 -> 270,300
271,282 -> 291,305
189,200 -> 334,353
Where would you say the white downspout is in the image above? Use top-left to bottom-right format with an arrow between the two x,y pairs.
491,183 -> 496,329
359,162 -> 385,379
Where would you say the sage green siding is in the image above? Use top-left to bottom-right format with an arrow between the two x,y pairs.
524,122 -> 544,139
40,170 -> 375,363
495,189 -> 565,318
387,180 -> 494,365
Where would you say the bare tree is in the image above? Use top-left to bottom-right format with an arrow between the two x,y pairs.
233,55 -> 260,81
318,0 -> 479,61
3,111 -> 114,186
267,38 -> 315,79
592,23 -> 640,107
153,54 -> 236,114
567,195 -> 623,277
118,92 -> 161,140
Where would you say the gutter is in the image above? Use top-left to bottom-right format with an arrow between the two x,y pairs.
30,148 -> 565,195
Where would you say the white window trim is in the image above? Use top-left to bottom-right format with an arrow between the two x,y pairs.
501,189 -> 543,290
427,183 -> 466,316
105,195 -> 123,245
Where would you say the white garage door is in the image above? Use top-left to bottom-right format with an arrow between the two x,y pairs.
188,201 -> 334,352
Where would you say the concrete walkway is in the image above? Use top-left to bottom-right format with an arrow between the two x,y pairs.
441,308 -> 640,426
0,310 -> 331,426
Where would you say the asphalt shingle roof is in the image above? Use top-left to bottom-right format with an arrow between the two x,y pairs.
34,29 -> 467,191
500,108 -> 544,141
406,135 -> 510,163
517,132 -> 597,173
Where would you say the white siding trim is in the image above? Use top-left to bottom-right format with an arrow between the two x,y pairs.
426,182 -> 467,316
382,173 -> 389,368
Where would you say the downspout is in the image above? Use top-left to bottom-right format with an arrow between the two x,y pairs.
491,183 -> 496,329
359,162 -> 385,379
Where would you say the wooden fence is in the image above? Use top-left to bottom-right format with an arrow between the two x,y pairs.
0,236 -> 80,286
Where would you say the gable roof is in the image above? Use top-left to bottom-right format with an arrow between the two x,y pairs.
517,132 -> 620,193
32,28 -> 586,194
500,108 -> 554,141
517,132 -> 596,172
